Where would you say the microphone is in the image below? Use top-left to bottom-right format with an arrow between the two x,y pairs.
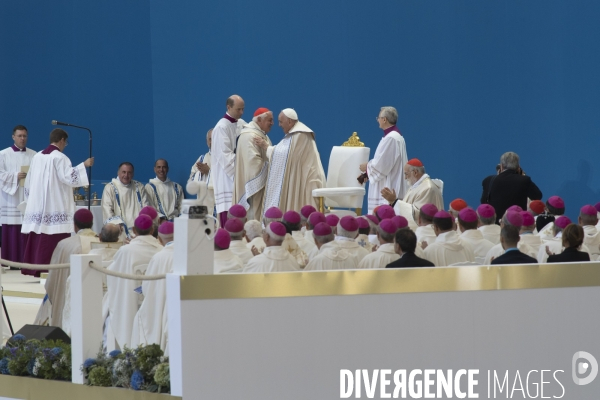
51,120 -> 75,127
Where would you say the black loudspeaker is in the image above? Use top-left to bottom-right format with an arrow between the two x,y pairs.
7,325 -> 71,345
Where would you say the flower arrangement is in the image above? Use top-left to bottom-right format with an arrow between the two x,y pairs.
81,344 -> 170,393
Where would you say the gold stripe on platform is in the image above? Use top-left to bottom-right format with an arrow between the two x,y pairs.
180,262 -> 600,300
0,375 -> 181,400
2,290 -> 45,299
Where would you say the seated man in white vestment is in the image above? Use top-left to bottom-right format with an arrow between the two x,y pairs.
381,158 -> 444,225
537,196 -> 566,240
105,214 -> 162,349
299,205 -> 317,251
281,210 -> 309,267
145,159 -> 183,221
579,205 -> 600,261
214,228 -> 244,274
423,211 -> 475,267
358,220 -> 401,269
305,209 -> 325,254
245,220 -> 266,253
224,218 -> 253,266
477,204 -> 500,245
34,209 -> 98,327
263,206 -> 283,226
131,222 -> 174,353
484,211 -> 536,264
189,128 -> 215,214
102,162 -> 149,238
519,211 -> 542,256
228,204 -> 248,224
415,204 -> 439,247
536,216 -> 592,263
363,214 -> 381,248
244,222 -> 300,273
325,214 -> 339,236
335,216 -> 369,265
139,205 -> 160,239
457,208 -> 494,265
355,217 -> 374,252
305,223 -> 356,271
288,208 -> 313,255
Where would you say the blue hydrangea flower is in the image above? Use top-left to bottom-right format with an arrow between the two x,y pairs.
26,358 -> 36,375
83,358 -> 96,369
0,358 -> 10,375
130,369 -> 144,391
109,350 -> 122,358
51,347 -> 62,356
11,334 -> 26,342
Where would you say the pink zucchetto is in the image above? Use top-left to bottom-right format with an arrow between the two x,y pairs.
520,211 -> 535,227
458,208 -> 478,223
214,228 -> 231,249
529,200 -> 545,215
135,214 -> 153,230
391,216 -> 408,229
308,212 -> 326,227
139,206 -> 158,221
264,207 -> 283,219
505,210 -> 523,228
434,210 -> 452,220
477,204 -> 495,218
379,219 -> 397,234
595,202 -> 600,213
313,222 -> 332,237
224,218 -> 244,233
547,196 -> 564,209
283,210 -> 301,225
325,214 -> 340,227
356,217 -> 370,230
507,205 -> 523,213
420,204 -> 439,218
267,221 -> 287,240
228,204 -> 247,219
555,216 -> 571,229
375,205 -> 395,221
580,205 -> 597,216
74,208 -> 94,224
364,214 -> 379,226
339,216 -> 359,232
158,221 -> 174,235
300,205 -> 317,219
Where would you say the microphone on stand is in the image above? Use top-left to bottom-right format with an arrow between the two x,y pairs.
51,120 -> 93,210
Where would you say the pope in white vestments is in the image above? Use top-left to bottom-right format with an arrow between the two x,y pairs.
145,159 -> 183,221
189,129 -> 215,214
0,126 -> 36,263
102,162 -> 149,237
358,220 -> 401,269
244,222 -> 300,273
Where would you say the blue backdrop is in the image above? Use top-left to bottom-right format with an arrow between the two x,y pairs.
1,0 -> 599,219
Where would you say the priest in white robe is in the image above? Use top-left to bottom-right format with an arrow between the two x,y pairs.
519,211 -> 543,257
212,95 -> 245,227
360,106 -> 408,214
105,214 -> 162,349
335,216 -> 369,265
415,204 -> 439,247
131,222 -> 174,353
0,125 -> 36,263
457,208 -> 494,265
305,223 -> 357,271
254,108 -> 325,216
224,218 -> 253,266
145,159 -> 183,221
358,220 -> 401,269
233,108 -> 273,221
244,222 -> 300,273
102,162 -> 149,238
245,220 -> 266,253
21,128 -> 93,276
304,211 -> 327,259
537,196 -> 566,240
423,211 -> 475,267
214,228 -> 244,273
355,216 -> 374,252
281,210 -> 309,267
484,211 -> 535,264
579,205 -> 600,261
477,204 -> 501,245
189,129 -> 215,214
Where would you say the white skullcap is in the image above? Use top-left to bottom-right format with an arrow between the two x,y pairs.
282,108 -> 298,120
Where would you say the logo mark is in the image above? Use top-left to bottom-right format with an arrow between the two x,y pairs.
572,351 -> 598,385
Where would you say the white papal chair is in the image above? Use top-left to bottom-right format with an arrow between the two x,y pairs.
312,132 -> 370,216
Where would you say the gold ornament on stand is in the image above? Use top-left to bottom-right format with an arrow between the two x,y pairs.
342,132 -> 365,147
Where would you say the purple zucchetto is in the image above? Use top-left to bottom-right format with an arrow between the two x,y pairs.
339,216 -> 359,232
595,202 -> 600,213
214,228 -> 231,249
74,208 -> 94,224
379,219 -> 397,234
325,214 -> 340,227
308,212 -> 326,227
356,217 -> 370,230
267,221 -> 287,238
477,204 -> 495,219
139,206 -> 158,220
228,204 -> 247,219
224,218 -> 244,233
300,205 -> 317,219
158,221 -> 174,235
507,205 -> 523,213
313,222 -> 332,237
391,216 -> 408,229
264,207 -> 283,219
365,214 -> 379,226
520,211 -> 535,227
505,210 -> 523,228
420,204 -> 439,218
555,216 -> 572,229
135,214 -> 153,230
434,210 -> 452,220
580,205 -> 597,216
547,196 -> 564,209
458,208 -> 478,223
283,210 -> 301,225
375,205 -> 395,221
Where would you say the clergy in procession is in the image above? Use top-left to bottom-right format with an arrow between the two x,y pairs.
334,216 -> 369,265
415,203 -> 438,246
105,214 -> 163,349
0,125 -> 36,264
102,162 -> 149,238
244,222 -> 301,273
518,211 -> 542,256
21,128 -> 94,276
224,218 -> 253,266
380,158 -> 443,224
422,211 -> 475,266
212,95 -> 245,227
359,106 -> 408,214
579,205 -> 600,261
189,129 -> 215,213
484,210 -> 535,264
254,108 -> 325,216
39,209 -> 98,329
245,220 -> 266,253
358,220 -> 401,269
233,108 -> 273,220
131,222 -> 174,353
305,223 -> 357,271
145,159 -> 183,221
477,204 -> 500,244
456,207 -> 494,265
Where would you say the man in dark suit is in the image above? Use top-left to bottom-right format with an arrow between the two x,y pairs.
481,152 -> 542,223
386,229 -> 434,268
491,225 -> 538,265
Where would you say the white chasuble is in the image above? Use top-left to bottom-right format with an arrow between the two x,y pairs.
358,243 -> 400,269
145,177 -> 183,220
102,178 -> 149,236
0,146 -> 36,224
189,151 -> 215,212
459,229 -> 494,265
228,240 -> 253,266
214,249 -> 244,274
395,174 -> 444,224
335,237 -> 370,265
423,231 -> 475,267
478,224 -> 501,245
305,241 -> 357,271
244,246 -> 300,273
